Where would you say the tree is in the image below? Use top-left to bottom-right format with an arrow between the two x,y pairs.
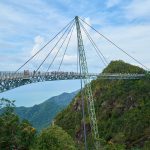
35,125 -> 77,150
0,98 -> 36,150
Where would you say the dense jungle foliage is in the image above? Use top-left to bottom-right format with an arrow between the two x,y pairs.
55,60 -> 150,150
0,98 -> 77,150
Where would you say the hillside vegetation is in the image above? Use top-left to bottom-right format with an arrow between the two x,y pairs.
15,91 -> 77,130
55,60 -> 150,150
0,99 -> 77,150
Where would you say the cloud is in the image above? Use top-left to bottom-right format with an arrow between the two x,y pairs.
28,31 -> 78,71
0,0 -> 149,72
27,15 -> 150,72
106,0 -> 121,8
77,15 -> 150,70
124,0 -> 150,20
0,0 -> 71,47
64,55 -> 77,64
31,35 -> 45,56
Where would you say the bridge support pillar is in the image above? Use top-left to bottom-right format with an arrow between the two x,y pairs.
75,16 -> 100,150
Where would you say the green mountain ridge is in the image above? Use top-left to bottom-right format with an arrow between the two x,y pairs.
102,60 -> 146,73
55,60 -> 150,150
15,91 -> 78,130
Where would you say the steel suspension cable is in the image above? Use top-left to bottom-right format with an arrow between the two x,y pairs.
34,21 -> 74,75
15,19 -> 75,73
79,17 -> 149,70
80,21 -> 108,67
58,22 -> 75,72
47,22 -> 75,72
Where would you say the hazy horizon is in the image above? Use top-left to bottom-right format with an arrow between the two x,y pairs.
0,80 -> 81,107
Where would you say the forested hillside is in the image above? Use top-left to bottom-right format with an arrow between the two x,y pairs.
55,60 -> 150,150
0,99 -> 77,150
15,91 -> 78,130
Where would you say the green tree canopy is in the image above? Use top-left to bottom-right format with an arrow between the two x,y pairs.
0,98 -> 36,150
35,125 -> 77,150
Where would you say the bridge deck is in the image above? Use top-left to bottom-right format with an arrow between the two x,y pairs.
0,71 -> 147,93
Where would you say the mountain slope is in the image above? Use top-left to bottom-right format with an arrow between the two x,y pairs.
55,60 -> 150,150
15,91 -> 78,130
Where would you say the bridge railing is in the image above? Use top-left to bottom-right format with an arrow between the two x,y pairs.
0,71 -> 146,80
0,71 -> 98,80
